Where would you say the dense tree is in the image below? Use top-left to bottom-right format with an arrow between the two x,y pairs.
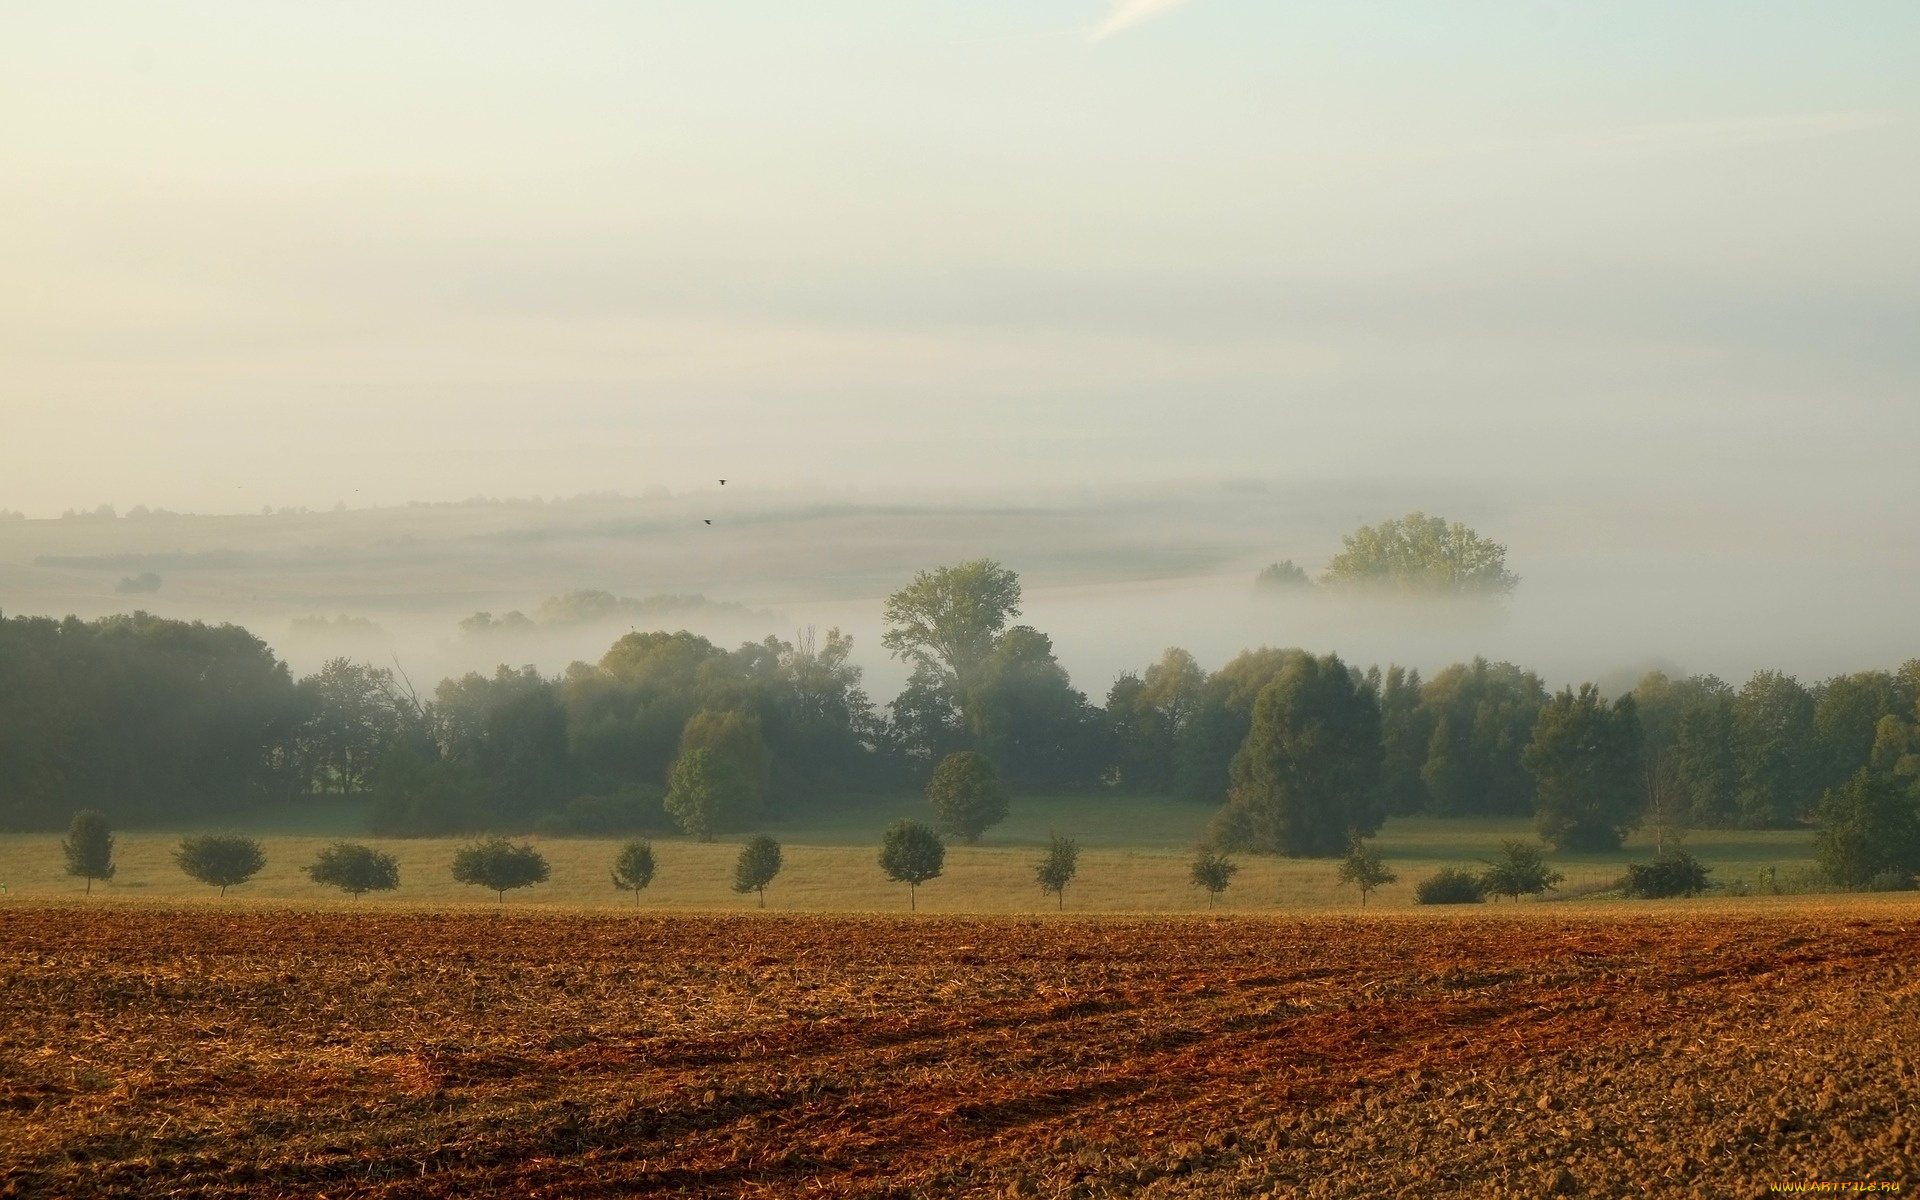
925,751 -> 1010,844
610,839 -> 657,904
732,835 -> 783,907
1621,851 -> 1712,899
664,748 -> 737,842
878,819 -> 945,910
1373,665 -> 1432,816
61,809 -> 115,893
1213,654 -> 1382,857
451,837 -> 550,903
1417,659 -> 1547,818
434,666 -> 574,821
1810,671 -> 1906,796
365,744 -> 486,836
678,708 -> 771,823
1478,840 -> 1564,902
1188,851 -> 1238,907
1336,835 -> 1396,906
1731,670 -> 1817,827
1813,769 -> 1920,890
175,835 -> 266,897
1525,686 -> 1644,851
1034,833 -> 1079,910
305,842 -> 400,898
1171,648 -> 1308,803
1320,512 -> 1518,595
963,627 -> 1106,792
296,658 -> 418,795
881,559 -> 1023,696
1414,867 -> 1485,905
1108,648 -> 1207,793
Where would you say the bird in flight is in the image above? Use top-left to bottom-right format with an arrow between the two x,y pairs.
704,519 -> 712,525
719,479 -> 726,485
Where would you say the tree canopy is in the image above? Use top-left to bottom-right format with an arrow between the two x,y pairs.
1320,512 -> 1517,595
881,559 -> 1022,693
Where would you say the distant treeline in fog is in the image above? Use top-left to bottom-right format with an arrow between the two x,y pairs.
4,595 -> 1914,855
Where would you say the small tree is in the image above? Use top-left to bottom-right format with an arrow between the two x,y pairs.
879,819 -> 946,910
1621,851 -> 1712,899
610,839 -> 657,905
305,842 -> 400,898
62,810 -> 115,894
1814,769 -> 1920,889
926,751 -> 1009,844
174,835 -> 266,898
1335,834 -> 1396,907
733,835 -> 783,907
1189,851 -> 1239,908
451,836 -> 550,903
1479,839 -> 1564,903
1034,832 -> 1079,911
1414,867 -> 1486,905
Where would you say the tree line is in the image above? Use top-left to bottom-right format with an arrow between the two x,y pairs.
4,564 -> 1919,874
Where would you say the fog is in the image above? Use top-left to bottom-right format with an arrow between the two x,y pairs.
3,479 -> 1914,703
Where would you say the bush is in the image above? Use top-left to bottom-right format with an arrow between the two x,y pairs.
305,842 -> 400,897
451,837 -> 550,903
1414,867 -> 1486,905
1621,850 -> 1712,899
174,835 -> 266,897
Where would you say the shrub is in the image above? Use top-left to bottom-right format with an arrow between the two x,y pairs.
451,837 -> 550,903
61,810 -> 115,894
732,835 -> 783,907
926,751 -> 1009,844
305,842 -> 400,898
1414,867 -> 1486,905
1621,851 -> 1712,899
174,835 -> 266,897
610,840 -> 657,904
1034,832 -> 1079,911
879,820 -> 945,910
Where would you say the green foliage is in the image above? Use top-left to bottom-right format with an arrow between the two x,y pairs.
434,665 -> 574,821
1413,867 -> 1485,905
305,842 -> 400,897
1479,839 -> 1564,902
1319,512 -> 1517,595
1335,835 -> 1396,906
609,839 -> 657,902
1621,851 -> 1712,899
962,626 -> 1106,793
1214,653 -> 1382,856
295,657 -> 418,796
1033,832 -> 1080,910
732,835 -> 783,906
1107,647 -> 1207,793
366,744 -> 487,837
878,819 -> 945,909
1188,851 -> 1239,907
174,835 -> 266,897
1373,665 -> 1433,816
450,836 -> 550,902
1525,686 -> 1644,851
1417,659 -> 1546,817
679,708 -> 771,822
925,751 -> 1010,844
61,809 -> 115,893
664,747 -> 750,842
1732,670 -> 1817,827
881,559 -> 1023,694
1254,561 -> 1310,591
1813,768 -> 1920,890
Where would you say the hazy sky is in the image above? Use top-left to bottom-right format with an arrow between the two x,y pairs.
3,1 -> 1916,516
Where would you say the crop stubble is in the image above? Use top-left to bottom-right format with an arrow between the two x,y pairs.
1,907 -> 1916,1197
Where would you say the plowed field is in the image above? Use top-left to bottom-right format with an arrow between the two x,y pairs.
3,906 -> 1916,1198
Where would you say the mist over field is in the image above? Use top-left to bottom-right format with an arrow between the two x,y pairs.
2,477 -> 1913,703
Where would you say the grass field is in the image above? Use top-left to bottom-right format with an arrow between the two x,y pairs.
5,904 -> 1917,1198
1,795 -> 1825,913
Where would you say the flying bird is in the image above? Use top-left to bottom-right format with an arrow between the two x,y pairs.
719,479 -> 726,485
704,519 -> 712,525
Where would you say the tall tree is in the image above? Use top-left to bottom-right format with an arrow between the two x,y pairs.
1320,512 -> 1518,595
1172,647 -> 1308,803
881,559 -> 1023,695
1732,670 -> 1817,827
1213,653 -> 1383,857
1813,769 -> 1920,890
1524,686 -> 1644,851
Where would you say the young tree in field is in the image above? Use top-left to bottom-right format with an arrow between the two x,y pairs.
174,835 -> 266,897
1524,685 -> 1644,851
1033,832 -> 1079,910
305,842 -> 400,898
1814,768 -> 1920,890
1214,653 -> 1382,857
610,839 -> 657,905
925,750 -> 1009,844
879,819 -> 945,911
1189,851 -> 1239,908
732,835 -> 783,907
61,809 -> 115,894
451,836 -> 550,903
1479,840 -> 1564,903
1335,834 -> 1396,907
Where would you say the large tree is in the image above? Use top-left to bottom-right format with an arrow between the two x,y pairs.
1814,769 -> 1920,890
1524,685 -> 1644,851
1320,512 -> 1518,595
1732,670 -> 1817,827
1213,653 -> 1383,857
881,559 -> 1023,695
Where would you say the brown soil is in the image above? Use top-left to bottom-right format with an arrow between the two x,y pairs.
2,907 -> 1916,1197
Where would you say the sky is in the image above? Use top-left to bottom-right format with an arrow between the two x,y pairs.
2,1 -> 1917,520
